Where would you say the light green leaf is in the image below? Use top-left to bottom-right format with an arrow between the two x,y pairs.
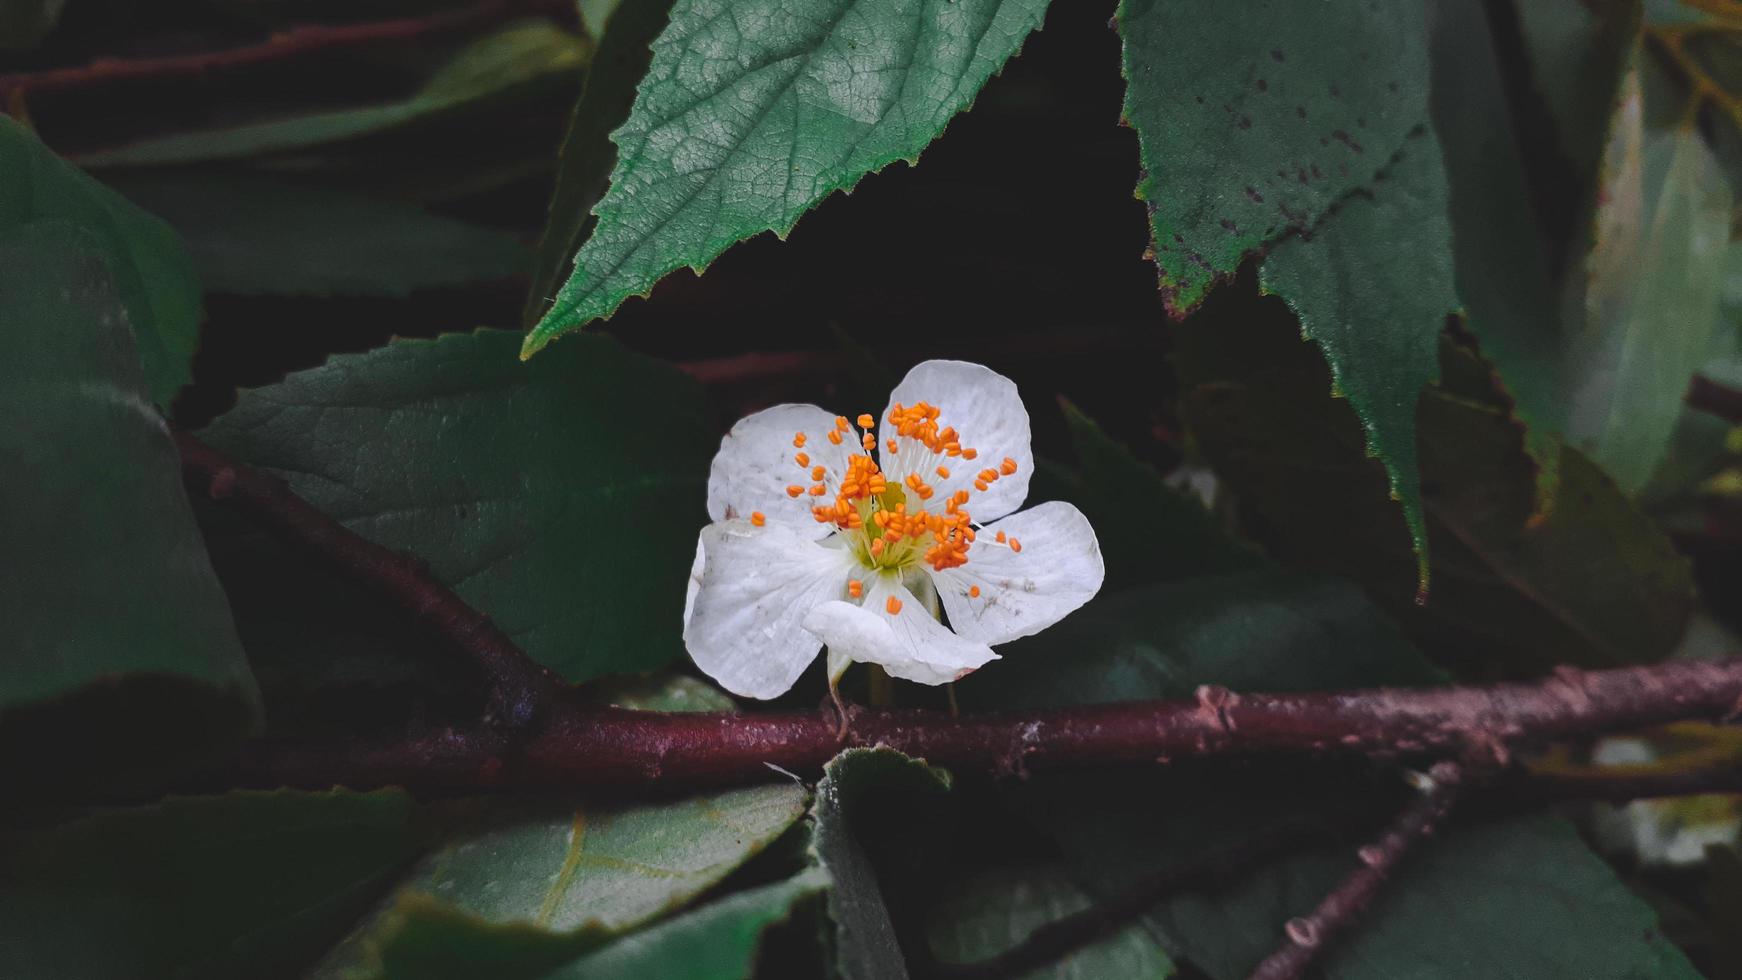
0,116 -> 202,407
310,674 -> 797,980
1258,138 -> 1457,584
1117,0 -> 1431,315
532,868 -> 828,979
813,747 -> 954,980
526,0 -> 679,326
926,863 -> 1175,980
0,224 -> 259,795
77,22 -> 591,168
1572,71 -> 1735,492
323,784 -> 809,979
0,790 -> 424,980
200,330 -> 713,683
110,173 -> 528,298
522,0 -> 1051,354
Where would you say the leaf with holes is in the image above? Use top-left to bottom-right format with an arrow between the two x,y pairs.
1117,0 -> 1432,315
199,330 -> 713,683
522,0 -> 1052,354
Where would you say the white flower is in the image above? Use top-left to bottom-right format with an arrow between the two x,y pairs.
683,360 -> 1105,699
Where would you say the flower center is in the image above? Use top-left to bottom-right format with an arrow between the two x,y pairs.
786,403 -> 1021,575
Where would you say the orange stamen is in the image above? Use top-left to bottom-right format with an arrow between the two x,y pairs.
849,580 -> 863,598
886,595 -> 903,615
750,512 -> 766,527
936,466 -> 951,479
1009,537 -> 1022,553
995,530 -> 1007,543
787,485 -> 804,498
969,585 -> 981,598
793,432 -> 807,448
827,429 -> 844,445
835,416 -> 850,431
1000,457 -> 1019,476
795,452 -> 809,467
809,484 -> 827,496
857,414 -> 875,429
811,465 -> 826,481
963,448 -> 978,460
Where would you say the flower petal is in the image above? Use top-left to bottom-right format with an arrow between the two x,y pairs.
933,501 -> 1104,646
802,573 -> 998,686
685,519 -> 858,699
707,403 -> 856,539
881,360 -> 1032,523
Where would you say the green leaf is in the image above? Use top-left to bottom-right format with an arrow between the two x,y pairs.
925,863 -> 1176,979
0,224 -> 259,795
1176,308 -> 1693,677
200,330 -> 714,683
812,748 -> 954,980
0,116 -> 202,407
1117,0 -> 1431,315
577,671 -> 739,712
1118,0 -> 1456,582
320,784 -> 810,980
522,0 -> 1051,354
1572,74 -> 1735,492
77,22 -> 591,168
531,868 -> 829,979
1257,138 -> 1458,584
1049,400 -> 1261,590
525,0 -> 678,326
0,789 -> 425,980
109,173 -> 528,298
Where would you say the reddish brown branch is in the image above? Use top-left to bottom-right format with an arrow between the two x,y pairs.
0,0 -> 567,101
235,660 -> 1742,791
1246,762 -> 1466,980
176,431 -> 565,727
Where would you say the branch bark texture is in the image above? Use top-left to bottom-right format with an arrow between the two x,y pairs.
240,660 -> 1742,791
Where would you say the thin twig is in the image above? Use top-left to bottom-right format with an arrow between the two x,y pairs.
0,0 -> 567,101
233,661 -> 1742,791
1246,762 -> 1466,980
176,430 -> 565,727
